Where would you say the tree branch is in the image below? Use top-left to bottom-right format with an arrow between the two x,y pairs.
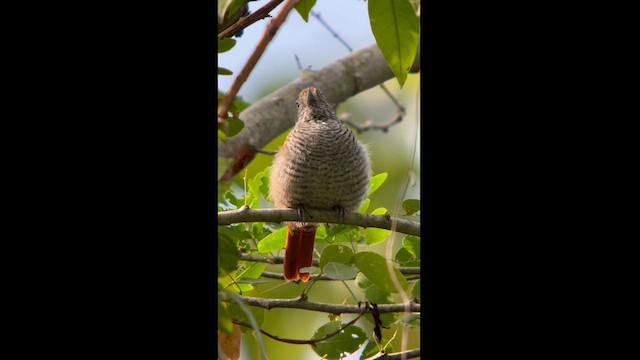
218,0 -> 301,124
239,254 -> 420,275
218,293 -> 420,314
366,348 -> 421,360
218,206 -> 421,237
218,0 -> 285,39
232,306 -> 367,345
339,112 -> 403,134
217,40 -> 421,164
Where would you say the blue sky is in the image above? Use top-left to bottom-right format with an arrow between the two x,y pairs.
218,0 -> 376,102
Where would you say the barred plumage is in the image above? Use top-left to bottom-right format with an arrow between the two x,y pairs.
269,87 -> 371,281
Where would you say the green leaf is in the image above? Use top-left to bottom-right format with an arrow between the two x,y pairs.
360,340 -> 393,360
368,172 -> 388,195
228,96 -> 250,117
355,274 -> 395,328
228,303 -> 265,334
402,235 -> 420,259
251,221 -> 268,239
319,244 -> 354,270
355,272 -> 373,289
365,227 -> 390,245
325,224 -> 360,243
323,262 -> 359,280
218,229 -> 241,275
364,283 -> 391,303
368,0 -> 420,87
218,129 -> 227,142
394,246 -> 420,267
402,198 -> 420,215
224,190 -> 243,208
411,279 -> 420,302
218,67 -> 233,75
219,0 -> 247,23
365,208 -> 390,244
363,311 -> 397,330
353,251 -> 408,293
315,224 -> 327,240
311,322 -> 367,360
294,0 -> 317,22
256,226 -> 288,253
219,272 -> 255,293
236,261 -> 267,280
217,38 -> 236,53
249,168 -> 270,205
357,198 -> 370,213
218,301 -> 233,334
398,313 -> 420,328
223,117 -> 244,137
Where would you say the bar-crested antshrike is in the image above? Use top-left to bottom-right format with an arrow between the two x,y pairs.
269,87 -> 371,281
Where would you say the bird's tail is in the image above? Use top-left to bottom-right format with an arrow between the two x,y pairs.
283,224 -> 316,282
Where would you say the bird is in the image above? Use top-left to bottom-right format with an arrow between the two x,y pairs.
269,87 -> 371,281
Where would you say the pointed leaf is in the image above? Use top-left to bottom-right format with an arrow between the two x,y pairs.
311,321 -> 367,360
218,301 -> 233,334
368,0 -> 420,87
218,38 -> 237,53
402,198 -> 420,215
294,0 -> 317,22
353,251 -> 408,293
218,67 -> 233,75
357,198 -> 370,213
402,235 -> 420,259
411,279 -> 420,302
218,229 -> 240,275
319,244 -> 354,270
368,172 -> 388,195
394,246 -> 420,267
257,226 -> 288,253
323,262 -> 359,280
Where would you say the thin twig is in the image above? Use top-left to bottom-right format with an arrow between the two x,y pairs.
339,112 -> 404,134
218,0 -> 301,124
232,306 -> 367,345
310,10 -> 353,51
218,206 -> 421,236
254,148 -> 278,155
218,292 -> 420,314
218,0 -> 285,39
366,348 -> 421,360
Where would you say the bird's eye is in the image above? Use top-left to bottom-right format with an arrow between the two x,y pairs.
295,101 -> 300,109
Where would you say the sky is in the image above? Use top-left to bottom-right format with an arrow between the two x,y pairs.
218,0 -> 376,102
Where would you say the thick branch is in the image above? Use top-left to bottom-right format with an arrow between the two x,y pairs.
218,206 -> 421,237
218,41 -> 421,159
219,293 -> 420,314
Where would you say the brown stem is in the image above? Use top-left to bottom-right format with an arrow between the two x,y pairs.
218,0 -> 285,39
218,0 -> 301,123
232,306 -> 367,345
218,206 -> 421,237
218,292 -> 420,314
